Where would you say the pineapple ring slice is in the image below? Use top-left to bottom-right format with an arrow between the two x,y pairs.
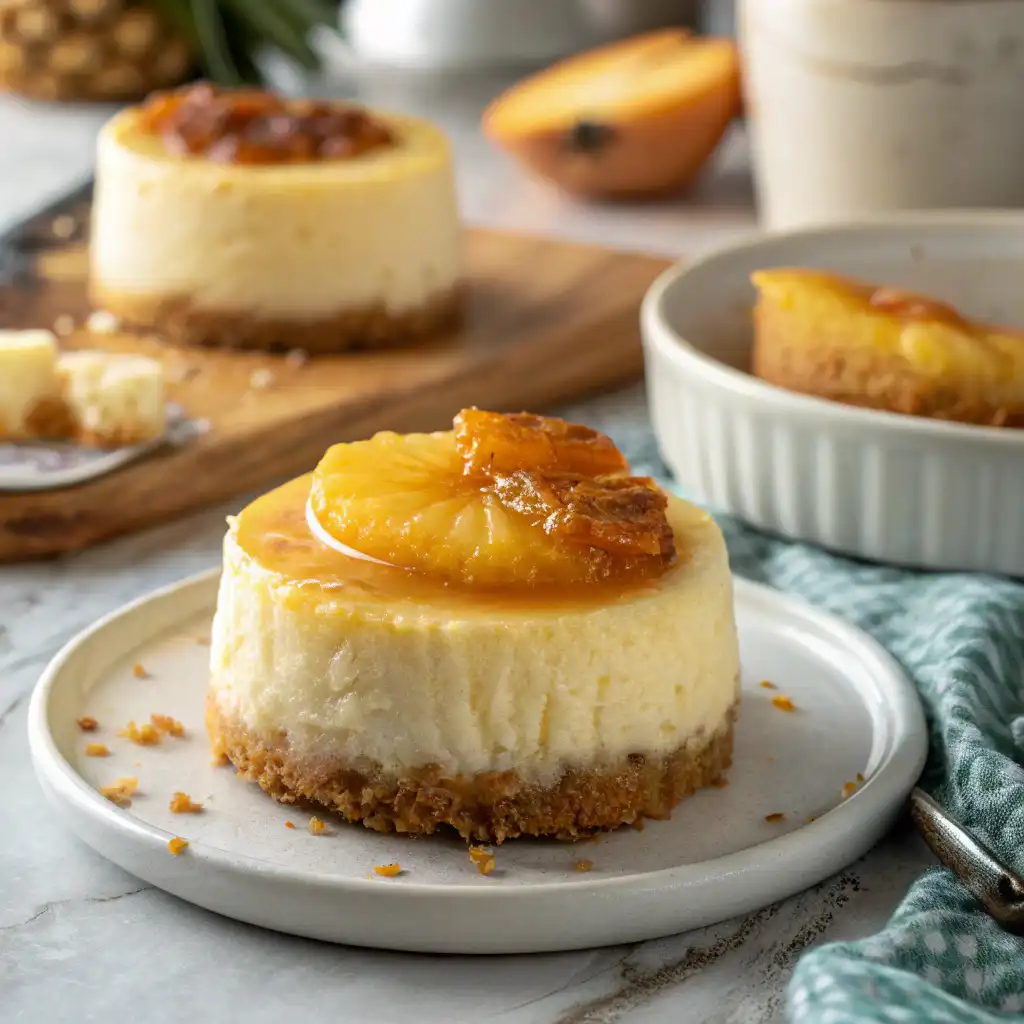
309,430 -> 646,587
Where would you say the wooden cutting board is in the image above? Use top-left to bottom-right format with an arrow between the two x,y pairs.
0,182 -> 670,562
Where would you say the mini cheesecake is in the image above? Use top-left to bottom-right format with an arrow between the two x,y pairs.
208,411 -> 740,842
89,83 -> 463,353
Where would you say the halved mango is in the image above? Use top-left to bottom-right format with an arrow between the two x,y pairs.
482,30 -> 742,200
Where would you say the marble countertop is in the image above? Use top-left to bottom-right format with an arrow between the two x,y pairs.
0,69 -> 934,1024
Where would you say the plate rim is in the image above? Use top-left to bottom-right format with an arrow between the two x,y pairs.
28,566 -> 928,906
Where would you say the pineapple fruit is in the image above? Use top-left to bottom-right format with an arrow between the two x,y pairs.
309,410 -> 676,588
0,0 -> 194,102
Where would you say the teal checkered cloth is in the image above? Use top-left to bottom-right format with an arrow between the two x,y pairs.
625,435 -> 1024,1024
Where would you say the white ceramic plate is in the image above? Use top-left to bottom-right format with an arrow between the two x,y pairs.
29,569 -> 926,955
642,213 -> 1024,577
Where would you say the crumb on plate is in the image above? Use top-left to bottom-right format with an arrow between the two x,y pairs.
374,863 -> 402,877
771,695 -> 796,712
132,663 -> 150,679
85,742 -> 110,757
168,837 -> 188,856
285,821 -> 296,829
170,792 -> 203,814
469,846 -> 496,876
856,772 -> 864,782
759,680 -> 777,689
764,812 -> 786,823
118,720 -> 160,745
99,776 -> 138,807
574,859 -> 593,873
308,816 -> 326,835
76,716 -> 99,732
841,780 -> 859,799
150,713 -> 185,737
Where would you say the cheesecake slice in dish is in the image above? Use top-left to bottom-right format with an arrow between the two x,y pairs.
752,269 -> 1024,427
207,410 -> 740,842
90,83 -> 463,353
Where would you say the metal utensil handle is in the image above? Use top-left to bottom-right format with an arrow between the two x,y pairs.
909,787 -> 1024,935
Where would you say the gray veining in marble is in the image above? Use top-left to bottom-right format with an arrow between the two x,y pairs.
0,65 -> 935,1024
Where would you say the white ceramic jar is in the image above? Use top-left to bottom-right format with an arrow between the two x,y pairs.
739,0 -> 1024,230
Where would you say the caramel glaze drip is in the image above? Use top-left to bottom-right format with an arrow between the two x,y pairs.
137,82 -> 395,164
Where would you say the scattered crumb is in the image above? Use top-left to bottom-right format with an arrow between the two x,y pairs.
167,836 -> 188,856
85,742 -> 110,757
710,777 -> 730,788
771,695 -> 796,712
99,776 -> 138,807
150,713 -> 185,737
856,772 -> 864,783
118,720 -> 160,746
808,815 -> 817,823
53,313 -> 75,335
76,716 -> 98,732
169,792 -> 203,814
764,812 -> 786,823
87,309 -> 121,334
759,680 -> 777,689
52,214 -> 76,238
249,368 -> 275,390
469,846 -> 496,876
308,816 -> 326,835
195,635 -> 210,646
766,755 -> 775,762
841,780 -> 859,799
285,821 -> 296,829
374,863 -> 402,877
285,348 -> 309,369
132,663 -> 150,679
573,859 -> 593,873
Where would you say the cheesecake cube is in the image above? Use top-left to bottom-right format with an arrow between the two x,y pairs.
56,351 -> 167,448
0,329 -> 62,439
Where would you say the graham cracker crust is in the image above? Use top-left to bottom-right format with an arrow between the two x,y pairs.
207,697 -> 736,843
752,304 -> 1024,428
90,284 -> 463,354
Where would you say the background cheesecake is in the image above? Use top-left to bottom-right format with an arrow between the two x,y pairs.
90,84 -> 463,353
208,411 -> 740,842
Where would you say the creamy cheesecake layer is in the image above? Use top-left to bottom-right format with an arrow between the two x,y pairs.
208,479 -> 740,786
90,108 -> 462,322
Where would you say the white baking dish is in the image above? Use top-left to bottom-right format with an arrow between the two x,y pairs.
641,213 -> 1024,577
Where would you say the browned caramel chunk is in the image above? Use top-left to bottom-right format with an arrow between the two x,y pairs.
77,716 -> 99,732
85,743 -> 110,757
493,471 -> 675,560
168,837 -> 188,855
138,82 -> 394,165
454,409 -> 628,478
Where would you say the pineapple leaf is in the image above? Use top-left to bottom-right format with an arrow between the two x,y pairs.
219,0 -> 323,72
189,0 -> 247,86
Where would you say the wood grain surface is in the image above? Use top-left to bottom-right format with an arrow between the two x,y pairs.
0,184 -> 670,562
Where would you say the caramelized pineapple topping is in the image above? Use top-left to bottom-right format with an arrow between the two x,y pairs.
454,408 -> 628,477
309,410 -> 676,588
